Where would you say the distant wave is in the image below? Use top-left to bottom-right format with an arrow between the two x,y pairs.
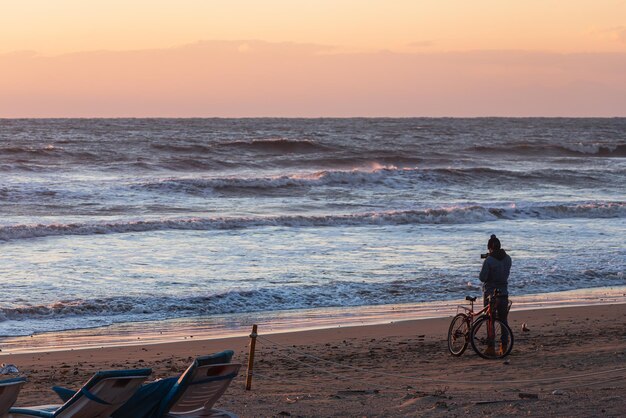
0,145 -> 62,154
223,138 -> 332,153
472,143 -> 626,157
0,139 -> 333,172
1,201 -> 623,241
150,143 -> 213,153
3,141 -> 623,174
0,144 -> 102,160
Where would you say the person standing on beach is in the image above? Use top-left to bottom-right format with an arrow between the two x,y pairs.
479,234 -> 511,352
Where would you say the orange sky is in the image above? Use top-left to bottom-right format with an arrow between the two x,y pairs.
1,1 -> 626,116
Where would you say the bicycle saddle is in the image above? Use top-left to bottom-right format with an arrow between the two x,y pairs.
465,296 -> 477,302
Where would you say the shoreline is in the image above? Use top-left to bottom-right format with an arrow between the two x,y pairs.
3,302 -> 626,417
1,285 -> 625,355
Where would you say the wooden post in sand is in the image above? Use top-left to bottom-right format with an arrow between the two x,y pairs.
245,324 -> 258,390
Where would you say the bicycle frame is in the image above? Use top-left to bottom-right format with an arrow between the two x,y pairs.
456,293 -> 500,341
448,290 -> 514,358
455,298 -> 490,323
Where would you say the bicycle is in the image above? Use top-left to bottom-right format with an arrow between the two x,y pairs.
447,290 -> 514,359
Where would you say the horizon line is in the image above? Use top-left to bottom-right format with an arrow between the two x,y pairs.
2,115 -> 626,120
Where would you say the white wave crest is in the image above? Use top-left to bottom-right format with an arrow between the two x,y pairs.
0,201 -> 623,241
135,165 -> 406,194
561,143 -> 616,155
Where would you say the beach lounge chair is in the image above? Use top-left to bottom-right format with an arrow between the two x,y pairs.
156,360 -> 241,418
8,368 -> 151,418
0,377 -> 26,416
105,350 -> 240,418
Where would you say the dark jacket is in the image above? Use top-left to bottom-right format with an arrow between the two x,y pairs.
479,249 -> 511,296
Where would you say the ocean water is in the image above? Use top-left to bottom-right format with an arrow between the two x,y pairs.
0,118 -> 624,338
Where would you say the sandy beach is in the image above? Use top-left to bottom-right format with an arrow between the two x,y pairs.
3,303 -> 625,417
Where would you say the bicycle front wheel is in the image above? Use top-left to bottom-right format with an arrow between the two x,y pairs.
470,316 -> 514,359
447,313 -> 470,356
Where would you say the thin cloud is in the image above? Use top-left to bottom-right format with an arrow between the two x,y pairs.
408,40 -> 435,48
607,26 -> 626,43
595,26 -> 626,43
174,39 -> 336,55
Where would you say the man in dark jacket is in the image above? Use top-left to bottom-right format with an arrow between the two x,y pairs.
479,234 -> 512,354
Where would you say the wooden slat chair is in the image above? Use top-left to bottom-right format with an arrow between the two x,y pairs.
0,378 -> 26,418
8,369 -> 151,418
156,354 -> 240,418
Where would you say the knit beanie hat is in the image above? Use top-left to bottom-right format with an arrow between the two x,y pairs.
488,234 -> 501,250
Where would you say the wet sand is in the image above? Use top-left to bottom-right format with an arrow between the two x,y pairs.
4,303 -> 626,417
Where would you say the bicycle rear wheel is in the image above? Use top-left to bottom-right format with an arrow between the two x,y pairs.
447,313 -> 470,356
470,316 -> 514,359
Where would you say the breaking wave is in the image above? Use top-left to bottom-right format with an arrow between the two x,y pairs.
1,201 -> 623,241
133,166 -> 403,194
1,268 -> 623,336
132,166 -> 621,195
0,280 -> 426,324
